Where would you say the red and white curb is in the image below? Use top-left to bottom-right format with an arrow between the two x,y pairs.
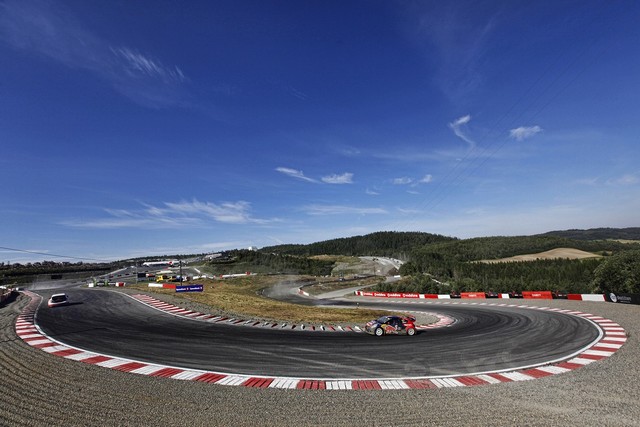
14,291 -> 627,390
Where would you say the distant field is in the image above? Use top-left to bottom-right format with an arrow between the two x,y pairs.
479,248 -> 602,263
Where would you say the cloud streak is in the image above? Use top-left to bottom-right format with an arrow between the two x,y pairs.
303,205 -> 388,216
112,47 -> 186,84
277,167 -> 354,184
510,125 -> 542,141
62,199 -> 273,229
275,167 -> 318,183
0,0 -> 188,108
321,173 -> 354,184
393,174 -> 433,186
449,115 -> 475,148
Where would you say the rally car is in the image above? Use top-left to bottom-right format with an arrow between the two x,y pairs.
365,315 -> 417,337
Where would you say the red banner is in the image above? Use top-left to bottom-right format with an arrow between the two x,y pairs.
401,293 -> 420,298
461,292 -> 486,299
522,291 -> 552,299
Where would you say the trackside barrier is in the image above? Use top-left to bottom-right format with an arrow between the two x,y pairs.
522,291 -> 553,299
356,291 -> 439,299
355,290 -> 607,302
568,294 -> 606,302
461,292 -> 485,299
148,283 -> 200,290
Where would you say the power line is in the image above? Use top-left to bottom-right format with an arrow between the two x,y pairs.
0,246 -> 110,263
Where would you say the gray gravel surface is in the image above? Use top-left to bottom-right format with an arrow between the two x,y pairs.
1,292 -> 639,427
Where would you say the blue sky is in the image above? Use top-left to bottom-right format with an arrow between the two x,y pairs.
1,1 -> 639,263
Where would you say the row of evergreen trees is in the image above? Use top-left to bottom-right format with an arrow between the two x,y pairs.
207,250 -> 335,276
260,231 -> 455,258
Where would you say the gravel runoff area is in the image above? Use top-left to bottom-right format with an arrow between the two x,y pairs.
1,291 -> 639,427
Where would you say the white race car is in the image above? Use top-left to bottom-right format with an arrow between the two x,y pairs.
48,293 -> 69,307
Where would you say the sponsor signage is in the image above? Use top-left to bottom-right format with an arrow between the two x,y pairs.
522,291 -> 552,299
461,292 -> 485,299
401,293 -> 420,299
175,284 -> 203,293
605,292 -> 640,305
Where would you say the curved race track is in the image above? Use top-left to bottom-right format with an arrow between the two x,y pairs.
34,289 -> 600,379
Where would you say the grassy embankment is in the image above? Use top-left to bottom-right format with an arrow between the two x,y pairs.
129,274 -> 387,324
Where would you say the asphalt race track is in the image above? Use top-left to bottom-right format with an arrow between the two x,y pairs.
34,289 -> 600,379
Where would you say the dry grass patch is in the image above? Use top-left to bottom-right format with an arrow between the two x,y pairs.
130,275 -> 387,324
479,248 -> 602,263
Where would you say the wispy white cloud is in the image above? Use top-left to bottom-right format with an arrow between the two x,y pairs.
277,167 -> 354,185
575,174 -> 638,187
62,199 -> 273,229
608,174 -> 638,186
321,173 -> 354,184
402,5 -> 498,102
112,47 -> 186,84
163,200 -> 270,224
394,174 -> 433,186
275,167 -> 318,183
393,177 -> 413,185
449,115 -> 475,148
510,125 -> 543,141
266,79 -> 308,100
0,0 -> 188,108
419,174 -> 433,184
303,205 -> 388,216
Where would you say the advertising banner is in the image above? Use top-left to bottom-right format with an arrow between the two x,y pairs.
604,292 -> 640,305
461,292 -> 485,299
401,293 -> 420,298
175,284 -> 203,293
522,291 -> 552,299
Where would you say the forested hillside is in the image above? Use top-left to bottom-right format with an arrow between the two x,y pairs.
408,235 -> 633,263
367,233 -> 639,295
205,250 -> 335,276
538,227 -> 640,241
260,231 -> 456,258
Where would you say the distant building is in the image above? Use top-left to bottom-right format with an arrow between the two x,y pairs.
248,246 -> 258,251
